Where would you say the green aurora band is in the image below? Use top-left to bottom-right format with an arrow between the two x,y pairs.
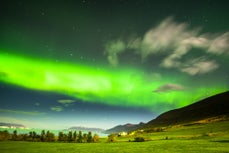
0,52 -> 227,113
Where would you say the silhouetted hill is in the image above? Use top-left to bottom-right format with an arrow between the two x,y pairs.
104,122 -> 145,134
0,122 -> 26,128
145,91 -> 229,127
68,126 -> 104,132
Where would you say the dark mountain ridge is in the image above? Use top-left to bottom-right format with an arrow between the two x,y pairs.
0,122 -> 26,128
145,91 -> 229,127
68,126 -> 104,132
104,122 -> 145,134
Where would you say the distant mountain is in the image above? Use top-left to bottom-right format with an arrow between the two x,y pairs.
104,122 -> 145,134
145,91 -> 229,127
0,122 -> 26,128
68,126 -> 104,132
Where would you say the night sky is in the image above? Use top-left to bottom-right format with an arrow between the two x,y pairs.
0,0 -> 229,130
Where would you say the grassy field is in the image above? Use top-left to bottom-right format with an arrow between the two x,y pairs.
1,120 -> 229,153
0,138 -> 228,153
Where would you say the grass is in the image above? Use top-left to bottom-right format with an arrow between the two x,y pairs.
0,139 -> 229,153
0,120 -> 229,153
141,120 -> 229,138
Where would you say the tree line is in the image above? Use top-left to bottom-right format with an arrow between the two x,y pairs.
0,130 -> 99,143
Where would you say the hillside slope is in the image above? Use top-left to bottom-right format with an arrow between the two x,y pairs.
104,122 -> 145,134
145,91 -> 229,127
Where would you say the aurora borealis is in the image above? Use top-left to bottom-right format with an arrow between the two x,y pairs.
1,0 -> 229,129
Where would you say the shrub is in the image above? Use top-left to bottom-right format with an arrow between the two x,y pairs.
134,136 -> 145,142
107,134 -> 116,142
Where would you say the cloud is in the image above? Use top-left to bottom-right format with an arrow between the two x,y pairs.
58,99 -> 76,107
159,34 -> 224,75
208,32 -> 229,54
180,57 -> 219,75
50,106 -> 63,112
58,99 -> 75,104
154,83 -> 186,93
0,109 -> 46,116
104,40 -> 126,66
140,17 -> 199,58
105,16 -> 229,75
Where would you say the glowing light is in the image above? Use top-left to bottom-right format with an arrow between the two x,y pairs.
0,52 -> 227,112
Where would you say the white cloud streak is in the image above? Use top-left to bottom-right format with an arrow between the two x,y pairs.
180,57 -> 219,75
58,99 -> 75,104
50,106 -> 63,112
104,40 -> 126,67
58,99 -> 76,107
0,109 -> 46,116
105,17 -> 229,75
208,32 -> 229,54
154,83 -> 186,92
140,17 -> 199,58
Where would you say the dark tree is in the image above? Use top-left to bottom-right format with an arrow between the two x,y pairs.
58,131 -> 64,142
40,130 -> 46,142
29,131 -> 33,138
68,131 -> 73,142
83,133 -> 87,142
49,132 -> 55,142
27,131 -> 33,141
0,130 -> 10,140
12,130 -> 17,141
73,131 -> 77,142
46,130 -> 55,142
32,131 -> 37,141
87,131 -> 93,143
21,134 -> 28,141
93,134 -> 99,142
77,131 -> 83,143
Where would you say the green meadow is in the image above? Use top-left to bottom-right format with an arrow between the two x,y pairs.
1,120 -> 229,153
